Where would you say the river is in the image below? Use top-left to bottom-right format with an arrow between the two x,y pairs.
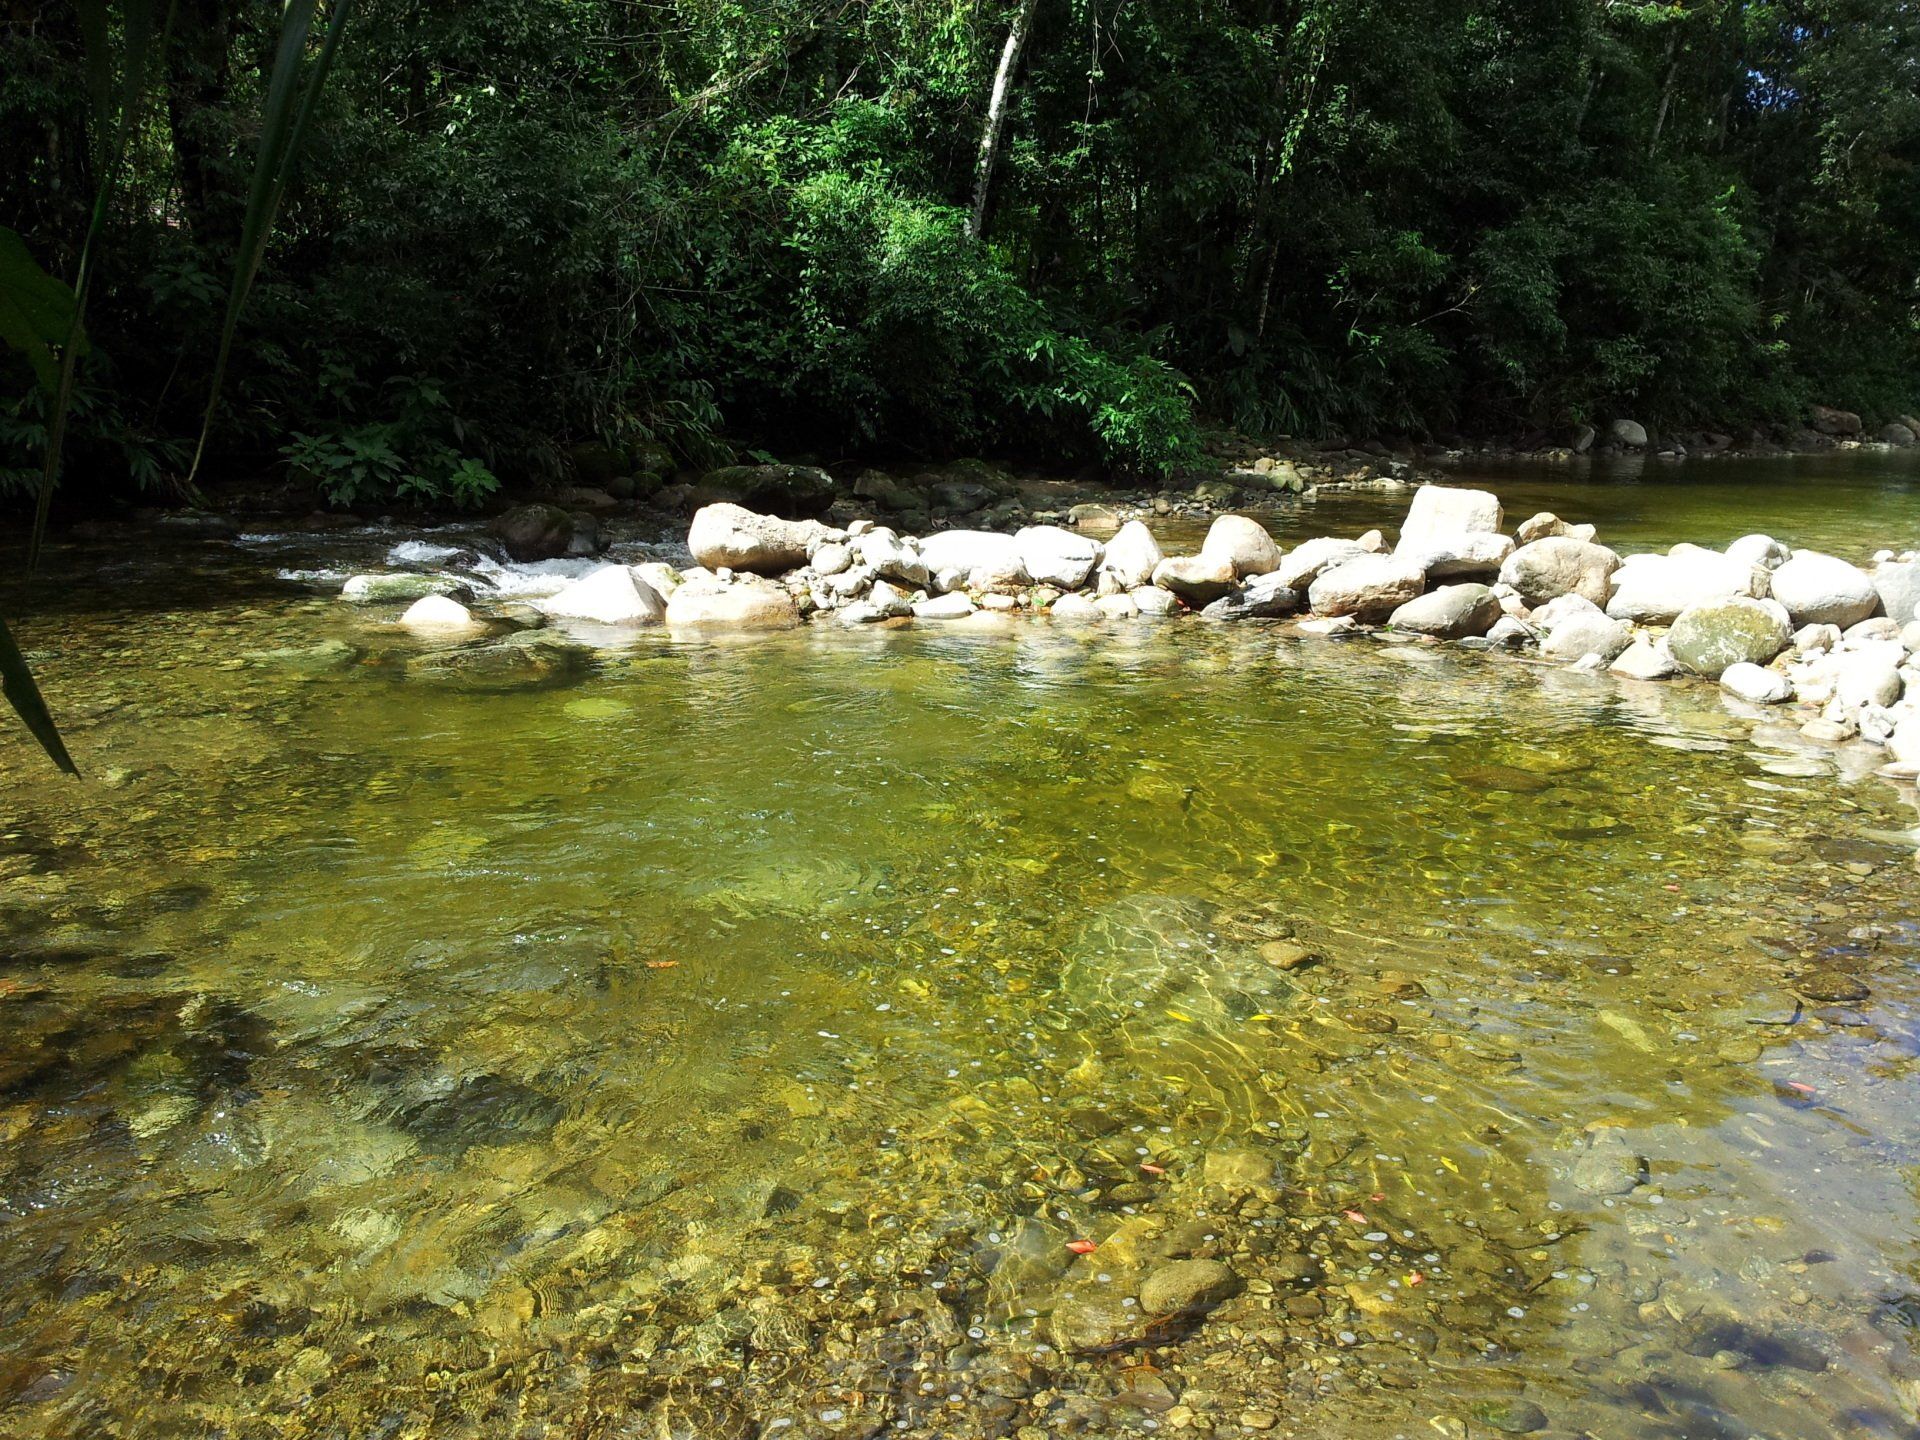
1,453 -> 1918,1439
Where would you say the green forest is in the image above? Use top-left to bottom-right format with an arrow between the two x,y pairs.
5,0 -> 1920,504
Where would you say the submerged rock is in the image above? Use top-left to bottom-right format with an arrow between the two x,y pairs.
342,573 -> 467,605
405,631 -> 588,691
243,638 -> 360,673
1139,1260 -> 1242,1317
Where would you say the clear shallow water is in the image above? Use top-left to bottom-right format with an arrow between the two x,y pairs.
3,462 -> 1920,1439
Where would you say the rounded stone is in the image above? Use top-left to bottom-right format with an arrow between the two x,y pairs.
1668,597 -> 1792,678
1138,1259 -> 1243,1317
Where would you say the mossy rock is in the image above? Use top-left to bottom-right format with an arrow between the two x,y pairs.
1668,597 -> 1790,678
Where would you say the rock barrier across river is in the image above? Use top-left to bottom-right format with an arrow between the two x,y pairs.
351,487 -> 1920,780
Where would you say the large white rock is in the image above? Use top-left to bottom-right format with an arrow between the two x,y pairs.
1834,642 -> 1906,709
1094,593 -> 1140,620
1611,638 -> 1678,680
399,594 -> 479,632
913,592 -> 976,620
1200,515 -> 1283,579
1152,553 -> 1237,606
1874,560 -> 1920,625
1610,418 -> 1649,448
1395,531 -> 1515,580
918,530 -> 1029,593
1276,537 -> 1369,591
1889,716 -> 1920,765
1721,662 -> 1792,704
1131,585 -> 1181,618
540,565 -> 667,625
688,503 -> 842,575
1541,609 -> 1632,663
1307,556 -> 1426,621
664,575 -> 802,630
1388,583 -> 1501,639
1049,592 -> 1102,623
1606,548 -> 1768,624
1726,534 -> 1791,571
1399,485 -> 1502,542
851,528 -> 931,587
1768,550 -> 1879,628
1016,525 -> 1104,590
1499,537 -> 1622,607
1099,521 -> 1163,590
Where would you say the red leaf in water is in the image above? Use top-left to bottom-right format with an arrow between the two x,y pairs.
1408,1271 -> 1425,1286
645,961 -> 680,970
1066,1240 -> 1098,1255
1343,1210 -> 1368,1224
1785,1081 -> 1816,1095
1139,1162 -> 1167,1176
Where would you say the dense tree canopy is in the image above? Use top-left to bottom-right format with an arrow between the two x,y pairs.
4,0 -> 1918,500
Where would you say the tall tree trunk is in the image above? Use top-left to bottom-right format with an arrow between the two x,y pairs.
1647,32 -> 1679,160
165,0 -> 240,250
967,0 -> 1041,243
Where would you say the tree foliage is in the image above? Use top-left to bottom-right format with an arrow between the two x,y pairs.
3,0 -> 1918,499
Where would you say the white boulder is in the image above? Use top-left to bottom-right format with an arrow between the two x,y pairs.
1767,550 -> 1879,628
1307,556 -> 1426,621
399,594 -> 479,632
1276,537 -> 1369,591
540,565 -> 667,625
1499,537 -> 1622,607
1016,526 -> 1104,590
688,503 -> 842,575
1606,548 -> 1768,624
1721,663 -> 1792,705
1201,515 -> 1283,579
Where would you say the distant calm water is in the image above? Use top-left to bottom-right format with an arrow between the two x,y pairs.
2,457 -> 1919,1439
1238,448 -> 1920,557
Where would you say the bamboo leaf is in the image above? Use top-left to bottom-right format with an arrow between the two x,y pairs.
189,0 -> 356,488
0,617 -> 78,777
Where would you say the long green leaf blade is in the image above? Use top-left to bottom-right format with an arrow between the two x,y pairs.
0,616 -> 78,777
190,0 -> 355,488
